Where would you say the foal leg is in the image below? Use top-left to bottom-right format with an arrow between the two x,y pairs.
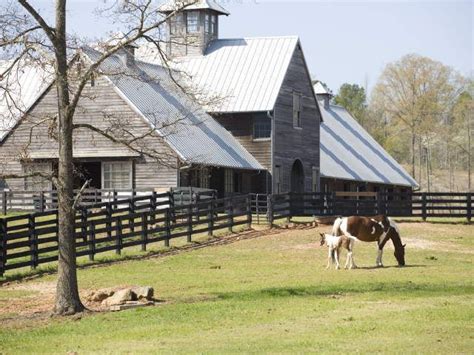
334,248 -> 340,270
326,249 -> 332,269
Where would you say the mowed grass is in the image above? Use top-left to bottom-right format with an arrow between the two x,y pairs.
0,221 -> 473,354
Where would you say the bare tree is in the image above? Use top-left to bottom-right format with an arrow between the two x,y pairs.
371,54 -> 462,181
0,0 -> 202,315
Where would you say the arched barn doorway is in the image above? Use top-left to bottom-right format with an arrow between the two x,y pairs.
291,159 -> 305,193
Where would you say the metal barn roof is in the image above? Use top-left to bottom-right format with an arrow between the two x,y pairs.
137,36 -> 300,113
318,99 -> 418,188
159,0 -> 230,15
84,48 -> 263,171
0,61 -> 52,142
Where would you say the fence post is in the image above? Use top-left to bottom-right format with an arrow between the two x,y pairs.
467,193 -> 472,223
187,204 -> 193,243
129,198 -> 135,232
228,196 -> 234,233
267,195 -> 274,227
28,215 -> 38,269
422,193 -> 427,221
0,218 -> 6,277
169,191 -> 176,224
2,191 -> 7,215
207,200 -> 214,237
287,192 -> 292,223
80,208 -> 88,243
113,190 -> 118,210
39,191 -> 45,213
164,209 -> 171,247
116,216 -> 122,255
106,202 -> 112,239
195,193 -> 200,223
141,212 -> 148,251
88,221 -> 96,261
246,194 -> 252,229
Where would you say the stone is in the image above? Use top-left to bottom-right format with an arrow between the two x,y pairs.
102,288 -> 133,307
132,286 -> 154,300
91,289 -> 114,302
110,301 -> 154,312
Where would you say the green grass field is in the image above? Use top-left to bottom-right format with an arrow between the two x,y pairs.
0,221 -> 473,354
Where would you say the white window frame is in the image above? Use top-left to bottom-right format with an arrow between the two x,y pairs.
253,114 -> 272,141
211,15 -> 217,34
204,13 -> 210,34
101,161 -> 133,190
293,91 -> 303,129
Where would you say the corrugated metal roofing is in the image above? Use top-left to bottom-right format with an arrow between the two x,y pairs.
0,61 -> 52,142
84,48 -> 263,171
137,36 -> 300,113
319,99 -> 418,188
159,0 -> 230,15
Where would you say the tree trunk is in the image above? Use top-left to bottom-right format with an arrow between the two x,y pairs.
411,129 -> 416,179
53,0 -> 84,315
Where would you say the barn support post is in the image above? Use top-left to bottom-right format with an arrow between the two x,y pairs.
0,218 -> 7,277
467,193 -> 472,223
88,221 -> 96,261
287,192 -> 292,223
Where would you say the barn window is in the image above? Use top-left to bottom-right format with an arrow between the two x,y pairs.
253,114 -> 271,140
102,161 -> 132,190
170,13 -> 184,34
186,11 -> 199,33
23,162 -> 52,191
293,91 -> 303,128
211,15 -> 217,34
204,14 -> 210,34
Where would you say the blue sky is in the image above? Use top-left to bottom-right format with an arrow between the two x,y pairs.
31,0 -> 473,94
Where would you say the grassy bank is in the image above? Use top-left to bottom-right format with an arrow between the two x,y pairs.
0,222 -> 473,353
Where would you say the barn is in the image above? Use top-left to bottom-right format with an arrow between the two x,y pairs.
0,0 -> 417,197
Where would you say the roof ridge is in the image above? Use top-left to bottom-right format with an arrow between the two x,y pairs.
218,35 -> 299,41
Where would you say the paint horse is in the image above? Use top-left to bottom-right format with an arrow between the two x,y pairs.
319,233 -> 357,270
331,215 -> 406,267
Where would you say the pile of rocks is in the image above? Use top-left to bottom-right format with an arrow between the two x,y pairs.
85,286 -> 155,311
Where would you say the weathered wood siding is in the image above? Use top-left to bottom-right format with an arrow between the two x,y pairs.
213,113 -> 271,170
0,76 -> 178,191
273,44 -> 321,193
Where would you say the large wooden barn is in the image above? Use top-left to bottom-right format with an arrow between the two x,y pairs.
0,0 -> 416,197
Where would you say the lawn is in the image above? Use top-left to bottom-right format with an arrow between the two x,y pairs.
0,221 -> 473,354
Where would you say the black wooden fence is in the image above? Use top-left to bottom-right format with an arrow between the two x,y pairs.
265,192 -> 473,224
0,187 -> 217,214
0,193 -> 250,276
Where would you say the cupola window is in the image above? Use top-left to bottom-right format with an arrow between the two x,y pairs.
187,11 -> 199,33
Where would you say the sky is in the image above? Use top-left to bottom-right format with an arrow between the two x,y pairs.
29,0 -> 473,95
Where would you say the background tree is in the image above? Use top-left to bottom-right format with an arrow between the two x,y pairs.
0,0 -> 197,315
370,54 -> 462,181
333,83 -> 368,127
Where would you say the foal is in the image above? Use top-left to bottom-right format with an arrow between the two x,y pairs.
319,233 -> 357,270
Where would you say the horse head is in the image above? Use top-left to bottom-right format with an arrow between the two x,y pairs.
394,243 -> 406,266
319,233 -> 326,246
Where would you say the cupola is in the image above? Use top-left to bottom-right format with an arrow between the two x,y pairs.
159,0 -> 230,57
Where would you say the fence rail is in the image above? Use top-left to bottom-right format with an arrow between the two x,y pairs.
0,187 -> 217,214
263,192 -> 473,224
0,193 -> 250,276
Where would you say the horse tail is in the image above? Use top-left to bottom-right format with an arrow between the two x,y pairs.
332,217 -> 343,236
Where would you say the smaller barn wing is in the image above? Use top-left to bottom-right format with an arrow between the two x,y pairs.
320,103 -> 418,188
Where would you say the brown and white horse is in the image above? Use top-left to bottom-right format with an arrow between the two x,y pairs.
331,215 -> 406,267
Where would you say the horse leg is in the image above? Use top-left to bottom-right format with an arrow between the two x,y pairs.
334,248 -> 340,270
377,237 -> 390,267
326,249 -> 332,269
